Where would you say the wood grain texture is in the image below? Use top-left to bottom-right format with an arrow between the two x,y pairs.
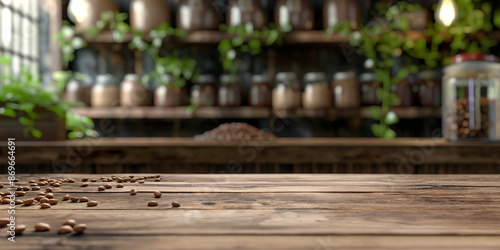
0,174 -> 499,249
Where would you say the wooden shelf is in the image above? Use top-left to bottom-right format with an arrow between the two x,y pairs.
70,106 -> 442,119
81,30 -> 350,45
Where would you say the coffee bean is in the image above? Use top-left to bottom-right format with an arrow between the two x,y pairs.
98,186 -> 105,191
63,219 -> 77,227
87,201 -> 98,207
34,196 -> 43,201
148,201 -> 158,206
40,198 -> 49,204
45,193 -> 54,199
13,179 -> 19,182
138,180 -> 145,184
23,199 -> 35,206
31,186 -> 41,191
38,192 -> 45,196
90,179 -> 97,182
57,225 -> 73,234
81,183 -> 89,187
130,189 -> 138,195
154,178 -> 161,182
70,197 -> 79,202
67,179 -> 75,183
79,197 -> 89,202
48,199 -> 59,205
107,178 -> 113,182
130,178 -> 137,183
81,178 -> 89,182
155,175 -> 161,178
37,182 -> 46,186
22,186 -> 30,191
63,194 -> 70,200
53,183 -> 61,187
46,188 -> 53,192
129,175 -> 135,179
172,201 -> 181,207
16,191 -> 26,196
16,186 -> 22,191
29,183 -> 38,186
2,199 -> 10,204
116,184 -> 124,188
117,178 -> 123,183
154,191 -> 162,198
35,222 -> 51,231
73,224 -> 87,233
104,184 -> 112,189
15,225 -> 26,234
15,199 -> 23,205
40,203 -> 51,209
29,180 -> 36,183
1,218 -> 10,227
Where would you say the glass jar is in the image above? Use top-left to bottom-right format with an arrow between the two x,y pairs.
332,71 -> 359,108
154,75 -> 187,107
323,0 -> 360,30
227,0 -> 267,30
91,74 -> 119,107
69,0 -> 120,33
272,72 -> 302,110
443,53 -> 500,141
191,74 -> 217,106
130,0 -> 170,34
218,75 -> 242,107
416,70 -> 441,107
177,0 -> 219,31
391,79 -> 414,107
120,74 -> 151,107
359,73 -> 381,106
275,0 -> 314,31
66,78 -> 92,106
249,74 -> 272,107
303,72 -> 331,109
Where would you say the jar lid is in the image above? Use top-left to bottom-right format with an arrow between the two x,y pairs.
251,74 -> 270,83
124,74 -> 140,82
417,70 -> 440,80
196,74 -> 216,85
333,71 -> 356,81
275,72 -> 297,83
359,73 -> 375,82
96,74 -> 117,86
304,72 -> 326,83
450,53 -> 500,64
220,74 -> 241,84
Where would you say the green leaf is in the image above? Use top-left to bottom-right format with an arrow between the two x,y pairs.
19,117 -> 34,126
30,128 -> 42,139
371,124 -> 383,137
385,111 -> 399,125
388,92 -> 401,106
369,106 -> 382,120
0,55 -> 12,64
384,128 -> 396,139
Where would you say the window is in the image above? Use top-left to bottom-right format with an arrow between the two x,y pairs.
0,0 -> 39,76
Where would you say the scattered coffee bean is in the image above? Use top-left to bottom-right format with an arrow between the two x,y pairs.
138,180 -> 145,184
104,184 -> 112,189
29,183 -> 38,186
53,183 -> 61,187
34,196 -> 43,201
63,194 -> 70,200
37,192 -> 46,196
107,178 -> 113,182
1,184 -> 6,188
70,197 -> 79,202
117,178 -> 123,183
2,199 -> 10,204
29,180 -> 36,183
97,186 -> 105,191
73,224 -> 87,233
40,203 -> 51,209
130,178 -> 137,183
81,183 -> 89,187
13,179 -> 19,182
16,191 -> 26,196
172,201 -> 181,207
154,178 -> 161,182
91,179 -> 97,182
45,193 -> 54,199
81,178 -> 89,182
46,188 -> 53,192
129,175 -> 135,179
63,219 -> 77,227
48,199 -> 59,205
87,201 -> 98,207
15,199 -> 23,205
79,197 -> 89,202
116,184 -> 124,188
154,191 -> 162,198
22,186 -> 30,191
16,186 -> 23,191
57,225 -> 73,234
15,225 -> 26,234
23,199 -> 35,206
37,182 -> 46,186
1,218 -> 10,227
130,189 -> 138,195
67,179 -> 75,183
35,222 -> 51,232
148,201 -> 158,206
31,186 -> 40,191
40,198 -> 49,204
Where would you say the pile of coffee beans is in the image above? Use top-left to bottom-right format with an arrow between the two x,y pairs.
455,98 -> 490,138
194,122 -> 277,142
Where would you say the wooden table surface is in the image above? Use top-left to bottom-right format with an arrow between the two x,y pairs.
1,174 -> 500,249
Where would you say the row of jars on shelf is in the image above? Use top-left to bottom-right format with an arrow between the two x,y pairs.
75,0 -> 360,33
66,70 -> 441,109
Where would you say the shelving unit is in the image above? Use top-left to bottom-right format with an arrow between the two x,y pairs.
70,106 -> 442,119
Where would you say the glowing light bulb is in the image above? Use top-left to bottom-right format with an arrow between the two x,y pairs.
67,0 -> 89,23
435,0 -> 458,27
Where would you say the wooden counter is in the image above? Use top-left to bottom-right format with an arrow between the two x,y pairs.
1,174 -> 499,249
0,138 -> 499,174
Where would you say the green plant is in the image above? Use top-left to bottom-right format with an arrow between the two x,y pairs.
0,56 -> 97,139
341,0 -> 496,139
54,21 -> 87,68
